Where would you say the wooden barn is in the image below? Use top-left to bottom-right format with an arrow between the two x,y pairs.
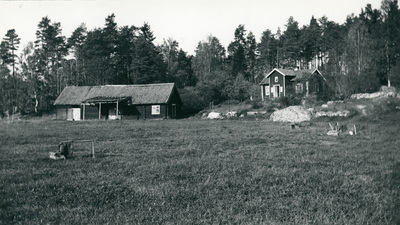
54,83 -> 183,120
260,68 -> 325,100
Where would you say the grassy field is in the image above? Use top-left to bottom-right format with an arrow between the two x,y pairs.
0,113 -> 399,224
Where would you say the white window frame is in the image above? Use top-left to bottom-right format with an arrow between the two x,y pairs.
295,83 -> 303,93
275,76 -> 278,83
265,86 -> 270,96
151,105 -> 160,115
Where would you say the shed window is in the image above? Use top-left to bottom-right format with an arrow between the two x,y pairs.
275,76 -> 278,83
295,83 -> 303,93
265,86 -> 270,96
151,105 -> 160,115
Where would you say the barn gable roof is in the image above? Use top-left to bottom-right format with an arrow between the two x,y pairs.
54,83 -> 181,106
53,86 -> 92,105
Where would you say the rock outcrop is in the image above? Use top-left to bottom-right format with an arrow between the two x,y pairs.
270,106 -> 312,123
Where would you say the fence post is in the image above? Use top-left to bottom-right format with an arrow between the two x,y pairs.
91,141 -> 95,158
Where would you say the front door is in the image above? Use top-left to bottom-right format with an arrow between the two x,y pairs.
275,86 -> 280,98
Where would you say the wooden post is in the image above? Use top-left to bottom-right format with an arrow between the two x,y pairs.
91,141 -> 95,158
82,104 -> 85,120
116,101 -> 119,118
166,104 -> 169,119
99,103 -> 102,120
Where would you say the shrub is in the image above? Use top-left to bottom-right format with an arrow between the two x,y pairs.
274,96 -> 301,108
302,94 -> 319,108
223,100 -> 241,105
179,87 -> 207,117
250,100 -> 264,109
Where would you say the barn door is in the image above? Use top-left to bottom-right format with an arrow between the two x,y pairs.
172,104 -> 177,118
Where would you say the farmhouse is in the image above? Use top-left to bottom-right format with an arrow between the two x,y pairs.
260,68 -> 325,100
54,83 -> 182,120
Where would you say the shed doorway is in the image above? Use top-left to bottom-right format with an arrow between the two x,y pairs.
172,104 -> 177,118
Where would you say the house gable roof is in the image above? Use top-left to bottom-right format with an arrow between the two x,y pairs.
291,69 -> 325,81
259,68 -> 323,85
54,83 -> 181,106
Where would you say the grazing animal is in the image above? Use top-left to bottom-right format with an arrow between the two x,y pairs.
58,141 -> 73,158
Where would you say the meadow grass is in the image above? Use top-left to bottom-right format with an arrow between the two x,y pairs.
0,114 -> 399,224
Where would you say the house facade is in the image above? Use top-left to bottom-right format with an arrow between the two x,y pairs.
260,68 -> 325,100
54,83 -> 183,120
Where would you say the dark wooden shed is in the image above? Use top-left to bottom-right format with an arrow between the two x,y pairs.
54,83 -> 183,120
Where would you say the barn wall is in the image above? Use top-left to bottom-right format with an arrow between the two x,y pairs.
83,105 -> 99,120
167,90 -> 182,118
56,106 -> 69,120
136,104 -> 167,119
56,105 -> 85,120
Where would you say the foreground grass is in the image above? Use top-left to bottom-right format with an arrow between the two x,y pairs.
0,115 -> 399,224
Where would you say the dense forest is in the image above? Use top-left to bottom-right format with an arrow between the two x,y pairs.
1,1 -> 400,117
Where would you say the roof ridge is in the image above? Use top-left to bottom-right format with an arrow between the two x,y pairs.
102,83 -> 174,87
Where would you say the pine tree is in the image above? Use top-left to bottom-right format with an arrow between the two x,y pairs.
2,29 -> 20,77
381,0 -> 400,86
228,25 -> 248,77
257,29 -> 278,75
34,16 -> 68,111
130,23 -> 166,84
67,23 -> 87,85
300,16 -> 321,68
281,16 -> 301,68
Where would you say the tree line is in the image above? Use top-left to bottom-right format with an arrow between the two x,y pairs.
1,0 -> 400,117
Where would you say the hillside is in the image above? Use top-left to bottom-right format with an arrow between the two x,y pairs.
200,87 -> 400,124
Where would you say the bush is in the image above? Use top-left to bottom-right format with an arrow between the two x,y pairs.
250,100 -> 264,109
302,94 -> 319,108
179,87 -> 207,117
223,100 -> 241,105
274,96 -> 301,108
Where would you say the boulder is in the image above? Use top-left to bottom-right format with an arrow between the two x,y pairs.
247,111 -> 257,116
270,106 -> 311,123
350,86 -> 397,99
225,111 -> 238,118
315,110 -> 351,117
207,112 -> 223,119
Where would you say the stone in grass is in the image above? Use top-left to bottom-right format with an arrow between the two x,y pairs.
207,111 -> 223,119
49,152 -> 66,160
327,130 -> 339,136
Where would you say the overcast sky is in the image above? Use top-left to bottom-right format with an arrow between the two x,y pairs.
0,0 -> 383,55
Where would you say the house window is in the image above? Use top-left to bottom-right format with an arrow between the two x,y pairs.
151,105 -> 160,115
265,86 -> 270,96
275,76 -> 278,83
295,83 -> 303,93
280,86 -> 283,93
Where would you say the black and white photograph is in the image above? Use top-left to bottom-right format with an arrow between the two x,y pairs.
0,0 -> 399,223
